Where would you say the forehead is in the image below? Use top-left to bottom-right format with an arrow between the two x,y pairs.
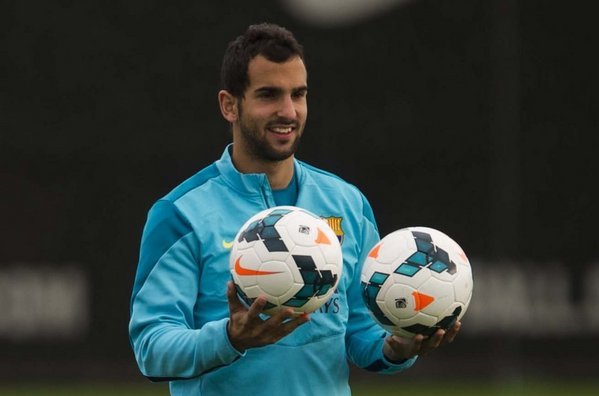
246,55 -> 307,90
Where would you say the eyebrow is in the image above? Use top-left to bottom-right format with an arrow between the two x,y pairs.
253,85 -> 308,96
293,86 -> 309,94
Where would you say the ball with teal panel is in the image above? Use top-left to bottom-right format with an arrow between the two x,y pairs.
360,226 -> 473,338
395,231 -> 457,277
230,206 -> 343,315
237,208 -> 293,252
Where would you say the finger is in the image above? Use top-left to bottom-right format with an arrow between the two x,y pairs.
226,281 -> 246,313
275,313 -> 310,339
279,312 -> 310,334
246,295 -> 267,319
265,309 -> 307,332
443,321 -> 461,344
386,334 -> 420,359
410,334 -> 424,356
430,329 -> 445,347
266,307 -> 297,326
385,336 -> 404,357
420,329 -> 444,355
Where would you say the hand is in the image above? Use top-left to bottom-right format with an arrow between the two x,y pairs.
226,281 -> 310,352
383,321 -> 461,362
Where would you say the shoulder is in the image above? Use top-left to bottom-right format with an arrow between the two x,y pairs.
298,160 -> 367,200
162,162 -> 221,203
298,160 -> 354,189
297,160 -> 376,222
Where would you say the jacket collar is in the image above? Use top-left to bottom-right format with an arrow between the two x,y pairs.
215,144 -> 304,196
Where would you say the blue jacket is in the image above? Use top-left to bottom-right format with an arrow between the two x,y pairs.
129,145 -> 416,395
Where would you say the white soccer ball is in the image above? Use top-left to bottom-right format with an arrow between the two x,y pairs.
230,206 -> 343,315
361,227 -> 473,338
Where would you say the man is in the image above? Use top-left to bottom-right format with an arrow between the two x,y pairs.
129,23 -> 460,395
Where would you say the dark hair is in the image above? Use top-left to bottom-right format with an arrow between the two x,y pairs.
220,23 -> 305,98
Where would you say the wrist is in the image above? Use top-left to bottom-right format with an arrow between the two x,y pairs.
226,320 -> 247,354
382,337 -> 413,363
382,347 -> 408,364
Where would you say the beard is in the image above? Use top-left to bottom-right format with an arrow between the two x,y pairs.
238,114 -> 303,162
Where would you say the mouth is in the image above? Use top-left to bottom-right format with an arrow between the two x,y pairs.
268,126 -> 293,135
266,123 -> 297,136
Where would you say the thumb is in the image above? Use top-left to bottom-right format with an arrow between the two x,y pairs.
227,281 -> 246,313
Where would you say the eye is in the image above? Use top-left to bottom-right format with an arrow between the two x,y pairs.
255,88 -> 280,100
258,91 -> 275,99
292,89 -> 307,99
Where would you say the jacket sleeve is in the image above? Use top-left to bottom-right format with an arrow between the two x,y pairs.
344,194 -> 417,374
128,200 -> 243,381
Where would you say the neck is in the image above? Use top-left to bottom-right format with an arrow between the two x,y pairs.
231,146 -> 294,190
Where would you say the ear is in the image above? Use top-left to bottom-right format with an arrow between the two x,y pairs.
218,90 -> 239,123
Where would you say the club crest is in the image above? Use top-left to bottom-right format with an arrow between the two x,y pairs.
322,216 -> 344,245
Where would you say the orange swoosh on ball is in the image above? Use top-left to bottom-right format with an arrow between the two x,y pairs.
315,228 -> 331,245
368,243 -> 382,259
412,291 -> 435,311
234,257 -> 282,276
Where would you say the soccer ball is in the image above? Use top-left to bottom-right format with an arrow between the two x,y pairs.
361,227 -> 473,338
230,206 -> 343,315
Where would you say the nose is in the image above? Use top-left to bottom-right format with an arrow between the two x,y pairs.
277,95 -> 297,120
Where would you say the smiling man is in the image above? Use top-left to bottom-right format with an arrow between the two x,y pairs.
129,23 -> 460,396
219,52 -> 307,188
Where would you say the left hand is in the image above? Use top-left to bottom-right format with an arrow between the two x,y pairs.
226,281 -> 310,352
383,321 -> 461,362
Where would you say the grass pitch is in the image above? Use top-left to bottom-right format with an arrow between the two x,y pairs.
351,380 -> 599,396
1,380 -> 598,395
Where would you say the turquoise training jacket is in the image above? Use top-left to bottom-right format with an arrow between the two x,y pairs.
129,145 -> 416,396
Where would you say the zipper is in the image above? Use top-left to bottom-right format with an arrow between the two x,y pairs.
260,178 -> 274,208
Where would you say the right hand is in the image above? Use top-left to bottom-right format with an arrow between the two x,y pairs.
383,321 -> 462,361
226,281 -> 310,352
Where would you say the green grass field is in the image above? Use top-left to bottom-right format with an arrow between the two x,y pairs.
1,380 -> 599,396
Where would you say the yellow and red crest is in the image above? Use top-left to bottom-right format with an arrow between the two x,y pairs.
322,216 -> 344,245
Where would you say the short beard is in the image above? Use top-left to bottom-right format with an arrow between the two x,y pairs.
242,126 -> 301,162
238,105 -> 302,162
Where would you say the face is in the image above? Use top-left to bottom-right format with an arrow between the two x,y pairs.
234,55 -> 308,162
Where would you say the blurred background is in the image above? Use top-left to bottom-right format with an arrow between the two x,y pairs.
1,0 -> 598,394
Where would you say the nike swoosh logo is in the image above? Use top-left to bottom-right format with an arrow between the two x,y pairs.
234,257 -> 283,276
222,239 -> 234,249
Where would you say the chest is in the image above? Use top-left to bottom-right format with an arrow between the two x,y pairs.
193,201 -> 361,320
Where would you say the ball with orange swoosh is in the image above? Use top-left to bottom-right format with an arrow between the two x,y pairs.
229,206 -> 343,315
361,226 -> 473,338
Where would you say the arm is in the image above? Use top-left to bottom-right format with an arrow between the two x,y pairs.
344,196 -> 417,373
129,200 -> 310,380
128,200 -> 241,380
345,194 -> 461,373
